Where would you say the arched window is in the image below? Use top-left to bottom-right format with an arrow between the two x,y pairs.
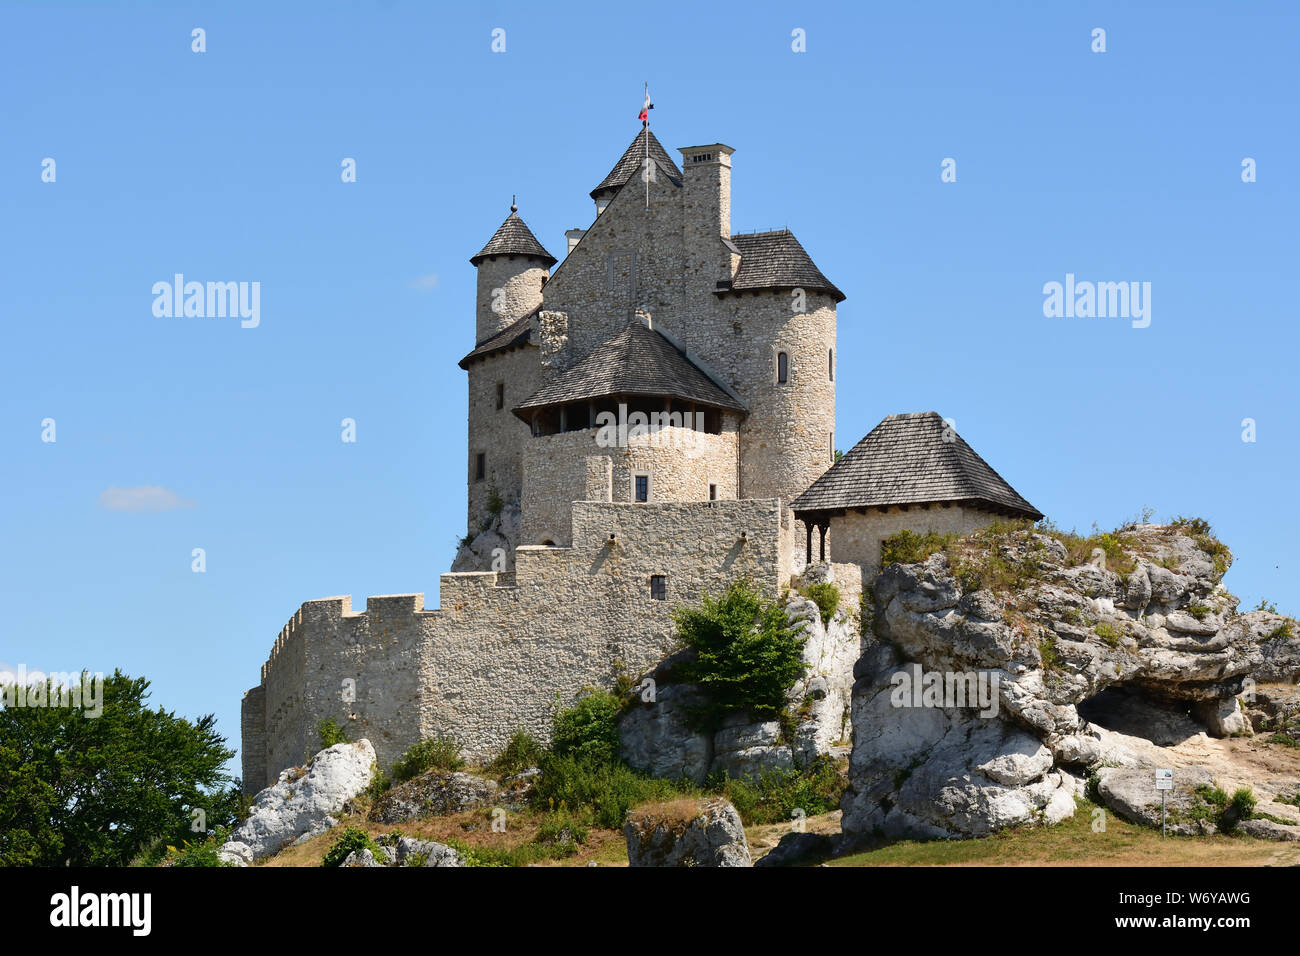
777,351 -> 789,384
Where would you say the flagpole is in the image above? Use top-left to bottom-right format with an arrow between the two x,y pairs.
643,81 -> 650,211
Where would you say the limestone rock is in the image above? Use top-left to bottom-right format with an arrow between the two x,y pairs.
370,770 -> 500,824
390,835 -> 465,867
1095,766 -> 1217,835
1237,817 -> 1300,842
1193,697 -> 1247,737
839,523 -> 1300,846
618,673 -> 714,785
754,831 -> 836,867
219,739 -> 376,865
624,798 -> 752,867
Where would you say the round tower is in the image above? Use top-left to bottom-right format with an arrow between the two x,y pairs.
470,200 -> 557,343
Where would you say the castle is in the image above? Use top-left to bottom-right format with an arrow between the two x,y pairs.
240,124 -> 1040,792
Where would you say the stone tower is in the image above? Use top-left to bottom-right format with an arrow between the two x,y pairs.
459,203 -> 557,563
470,202 -> 555,344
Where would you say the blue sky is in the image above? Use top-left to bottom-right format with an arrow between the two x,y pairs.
2,1 -> 1296,778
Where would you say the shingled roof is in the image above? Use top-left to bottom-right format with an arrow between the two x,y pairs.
590,128 -> 683,201
791,412 -> 1042,518
469,209 -> 556,267
458,309 -> 537,369
725,230 -> 845,302
514,320 -> 745,418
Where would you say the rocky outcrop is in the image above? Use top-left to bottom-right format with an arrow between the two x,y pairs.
370,770 -> 502,824
451,500 -> 520,572
220,739 -> 376,865
840,523 -> 1300,845
343,836 -> 466,867
618,577 -> 859,784
1245,684 -> 1300,742
624,799 -> 752,867
1095,767 -> 1217,835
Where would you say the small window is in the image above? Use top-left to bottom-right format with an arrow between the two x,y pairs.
634,474 -> 649,503
829,432 -> 835,463
829,348 -> 834,381
708,483 -> 718,501
474,453 -> 486,481
777,351 -> 789,384
650,575 -> 667,601
495,383 -> 505,410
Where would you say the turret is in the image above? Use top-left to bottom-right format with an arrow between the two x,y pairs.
470,201 -> 556,344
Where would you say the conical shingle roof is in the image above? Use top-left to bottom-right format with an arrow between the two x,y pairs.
791,412 -> 1041,518
590,128 -> 683,201
514,320 -> 745,418
470,209 -> 556,267
728,229 -> 845,302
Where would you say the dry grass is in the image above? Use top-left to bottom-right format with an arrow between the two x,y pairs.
830,799 -> 1300,867
258,807 -> 629,868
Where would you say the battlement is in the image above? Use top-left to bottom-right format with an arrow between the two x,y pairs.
244,496 -> 789,791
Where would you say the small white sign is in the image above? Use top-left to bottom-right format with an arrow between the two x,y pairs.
1155,769 -> 1173,790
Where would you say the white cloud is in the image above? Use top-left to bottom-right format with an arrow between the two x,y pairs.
99,485 -> 196,513
409,273 -> 439,291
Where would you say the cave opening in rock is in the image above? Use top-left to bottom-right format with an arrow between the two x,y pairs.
1077,685 -> 1203,746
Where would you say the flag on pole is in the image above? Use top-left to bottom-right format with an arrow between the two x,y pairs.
639,86 -> 653,124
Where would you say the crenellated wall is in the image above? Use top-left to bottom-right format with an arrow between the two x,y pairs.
242,497 -> 786,791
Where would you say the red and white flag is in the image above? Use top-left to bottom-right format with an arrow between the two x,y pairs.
639,86 -> 653,123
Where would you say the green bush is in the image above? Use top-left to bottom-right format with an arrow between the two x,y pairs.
551,691 -> 621,765
390,735 -> 465,783
713,756 -> 845,826
321,826 -> 383,867
487,730 -> 545,776
531,754 -> 694,830
1226,787 -> 1256,829
317,717 -> 349,750
880,529 -> 955,567
805,583 -> 840,626
673,579 -> 807,732
1093,621 -> 1121,647
169,838 -> 233,867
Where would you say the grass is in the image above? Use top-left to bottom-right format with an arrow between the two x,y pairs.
829,798 -> 1300,867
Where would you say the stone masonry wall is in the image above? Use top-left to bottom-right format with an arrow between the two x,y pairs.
520,422 -> 740,546
244,498 -> 784,790
831,504 -> 1004,580
474,256 -> 548,345
466,345 -> 540,547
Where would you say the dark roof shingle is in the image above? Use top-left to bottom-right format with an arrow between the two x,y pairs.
458,309 -> 537,368
591,128 -> 683,200
514,320 -> 745,417
470,210 -> 556,267
791,411 -> 1041,518
726,230 -> 845,302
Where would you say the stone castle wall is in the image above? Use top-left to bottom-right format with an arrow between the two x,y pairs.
519,420 -> 740,546
474,256 -> 548,344
243,497 -> 786,791
830,503 -> 1005,579
465,345 -> 540,546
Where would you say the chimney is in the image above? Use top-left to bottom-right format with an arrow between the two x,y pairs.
678,144 -> 734,239
565,228 -> 586,256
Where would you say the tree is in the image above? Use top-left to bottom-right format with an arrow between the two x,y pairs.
0,670 -> 238,866
673,580 -> 808,731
